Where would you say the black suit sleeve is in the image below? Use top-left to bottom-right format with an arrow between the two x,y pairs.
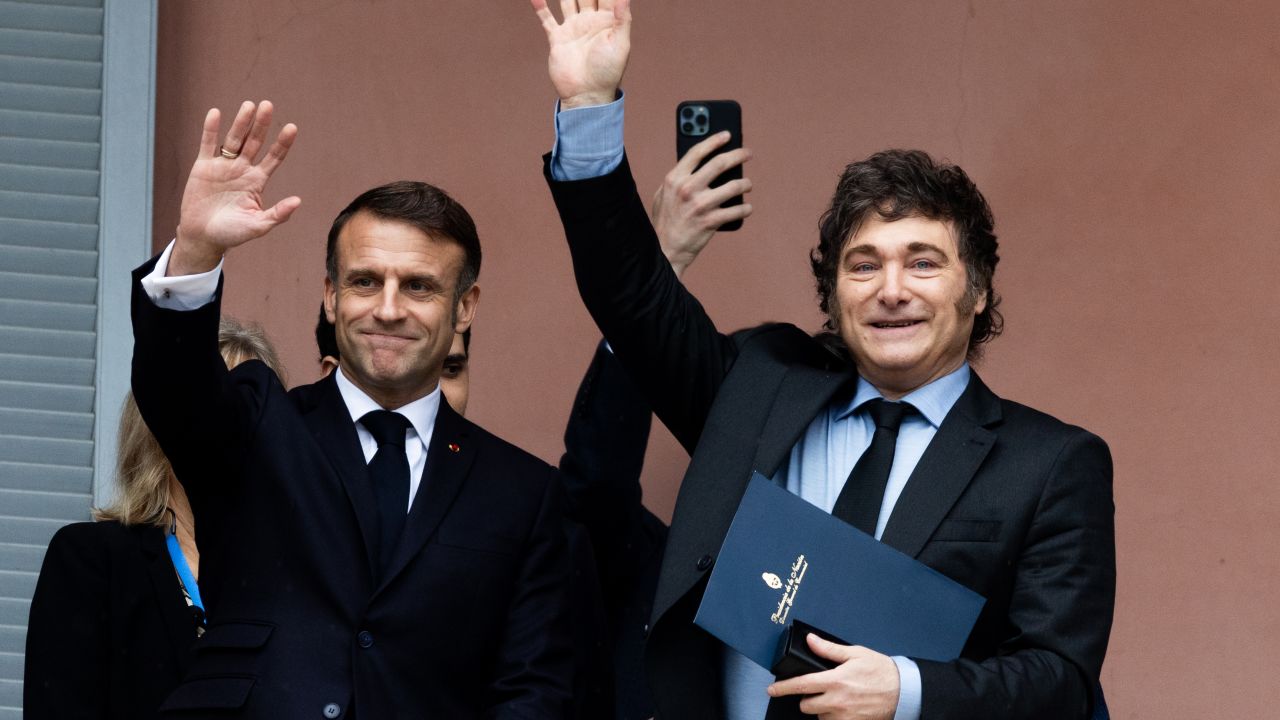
916,430 -> 1116,720
24,525 -> 110,720
129,259 -> 258,540
544,155 -> 738,453
558,342 -> 668,720
559,342 -> 666,602
560,341 -> 652,522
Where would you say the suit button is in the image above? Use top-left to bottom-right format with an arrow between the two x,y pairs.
357,630 -> 373,648
696,554 -> 714,571
641,623 -> 649,638
322,703 -> 341,718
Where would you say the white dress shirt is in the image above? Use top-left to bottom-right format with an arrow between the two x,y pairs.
334,366 -> 439,511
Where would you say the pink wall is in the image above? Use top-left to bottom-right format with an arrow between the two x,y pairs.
153,2 -> 1280,716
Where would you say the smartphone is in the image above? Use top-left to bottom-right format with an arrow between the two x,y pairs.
676,100 -> 744,231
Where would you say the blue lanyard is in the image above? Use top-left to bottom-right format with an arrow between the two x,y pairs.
165,528 -> 205,617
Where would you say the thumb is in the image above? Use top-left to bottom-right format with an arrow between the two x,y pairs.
264,196 -> 302,227
247,196 -> 301,238
806,633 -> 858,664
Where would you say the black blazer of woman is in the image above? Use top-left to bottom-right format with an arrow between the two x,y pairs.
24,520 -> 199,719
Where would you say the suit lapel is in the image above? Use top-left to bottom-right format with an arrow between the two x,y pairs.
751,363 -> 855,479
652,337 -> 853,628
879,372 -> 1002,558
140,526 -> 196,658
378,399 -> 475,592
301,372 -> 380,574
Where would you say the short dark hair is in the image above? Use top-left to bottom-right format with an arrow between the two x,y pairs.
326,180 -> 481,301
315,303 -> 339,361
315,304 -> 470,362
811,149 -> 1002,360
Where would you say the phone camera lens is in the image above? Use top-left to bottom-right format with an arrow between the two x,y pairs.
681,107 -> 694,119
697,116 -> 708,126
682,121 -> 694,134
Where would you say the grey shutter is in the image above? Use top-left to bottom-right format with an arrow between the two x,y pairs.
0,0 -> 153,715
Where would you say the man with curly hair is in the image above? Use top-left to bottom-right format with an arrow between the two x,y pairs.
530,2 -> 1114,718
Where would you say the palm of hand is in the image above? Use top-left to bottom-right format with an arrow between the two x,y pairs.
546,10 -> 629,102
179,158 -> 275,250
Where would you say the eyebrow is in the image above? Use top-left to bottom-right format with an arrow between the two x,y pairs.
343,268 -> 445,286
842,243 -> 878,258
842,241 -> 950,258
906,241 -> 948,256
342,267 -> 376,281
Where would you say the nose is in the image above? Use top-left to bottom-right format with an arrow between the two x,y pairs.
372,282 -> 406,322
877,265 -> 911,306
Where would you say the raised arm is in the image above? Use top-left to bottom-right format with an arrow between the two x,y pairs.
534,0 -> 754,451
133,101 -> 299,528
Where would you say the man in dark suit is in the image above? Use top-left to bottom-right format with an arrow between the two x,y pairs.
132,100 -> 572,718
530,2 -> 1114,718
314,316 -> 616,719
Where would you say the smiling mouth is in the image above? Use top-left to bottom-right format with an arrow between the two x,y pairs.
363,332 -> 415,345
871,320 -> 923,329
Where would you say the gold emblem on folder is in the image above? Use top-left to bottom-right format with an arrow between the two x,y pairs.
768,554 -> 809,625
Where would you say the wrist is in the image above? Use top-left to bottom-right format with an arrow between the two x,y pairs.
170,229 -> 224,276
666,254 -> 691,279
560,89 -> 618,110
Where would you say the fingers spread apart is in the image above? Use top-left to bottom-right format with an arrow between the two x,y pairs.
237,100 -> 275,163
218,100 -> 255,157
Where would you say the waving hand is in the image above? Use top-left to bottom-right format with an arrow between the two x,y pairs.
171,100 -> 300,276
531,0 -> 632,109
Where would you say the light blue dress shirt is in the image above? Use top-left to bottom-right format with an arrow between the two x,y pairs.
548,95 -> 626,181
550,94 -> 971,720
723,366 -> 970,720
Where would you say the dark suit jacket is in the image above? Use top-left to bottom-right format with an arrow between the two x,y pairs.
563,520 -> 613,719
544,156 -> 1116,719
25,521 -> 198,720
560,342 -> 666,720
129,259 -> 573,719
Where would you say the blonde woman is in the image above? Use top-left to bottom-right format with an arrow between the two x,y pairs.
24,319 -> 282,720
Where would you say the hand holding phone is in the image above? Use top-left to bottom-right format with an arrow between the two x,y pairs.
675,100 -> 748,232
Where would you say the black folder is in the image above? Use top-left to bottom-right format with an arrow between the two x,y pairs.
693,474 -> 985,672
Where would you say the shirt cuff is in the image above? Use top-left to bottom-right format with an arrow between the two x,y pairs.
891,656 -> 922,720
139,239 -> 223,310
550,92 -> 625,181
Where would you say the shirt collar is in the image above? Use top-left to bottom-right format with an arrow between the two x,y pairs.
836,363 -> 971,429
334,366 -> 441,443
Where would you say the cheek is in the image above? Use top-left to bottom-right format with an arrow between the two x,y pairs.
953,293 -> 975,320
833,283 -> 868,323
336,293 -> 373,321
416,305 -> 453,332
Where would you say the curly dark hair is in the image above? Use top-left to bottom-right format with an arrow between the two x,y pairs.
811,149 -> 1003,360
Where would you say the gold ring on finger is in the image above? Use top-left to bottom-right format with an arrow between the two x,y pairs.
219,145 -> 241,160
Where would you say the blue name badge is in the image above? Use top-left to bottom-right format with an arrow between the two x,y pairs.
693,473 -> 985,670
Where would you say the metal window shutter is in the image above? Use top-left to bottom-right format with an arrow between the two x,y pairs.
0,0 -> 104,715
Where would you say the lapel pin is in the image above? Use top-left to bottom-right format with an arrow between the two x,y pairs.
448,443 -> 460,453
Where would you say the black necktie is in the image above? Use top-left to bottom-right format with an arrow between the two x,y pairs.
831,398 -> 916,535
360,410 -> 412,576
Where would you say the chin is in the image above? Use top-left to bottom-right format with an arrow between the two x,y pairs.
859,355 -> 930,384
858,346 -> 924,370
